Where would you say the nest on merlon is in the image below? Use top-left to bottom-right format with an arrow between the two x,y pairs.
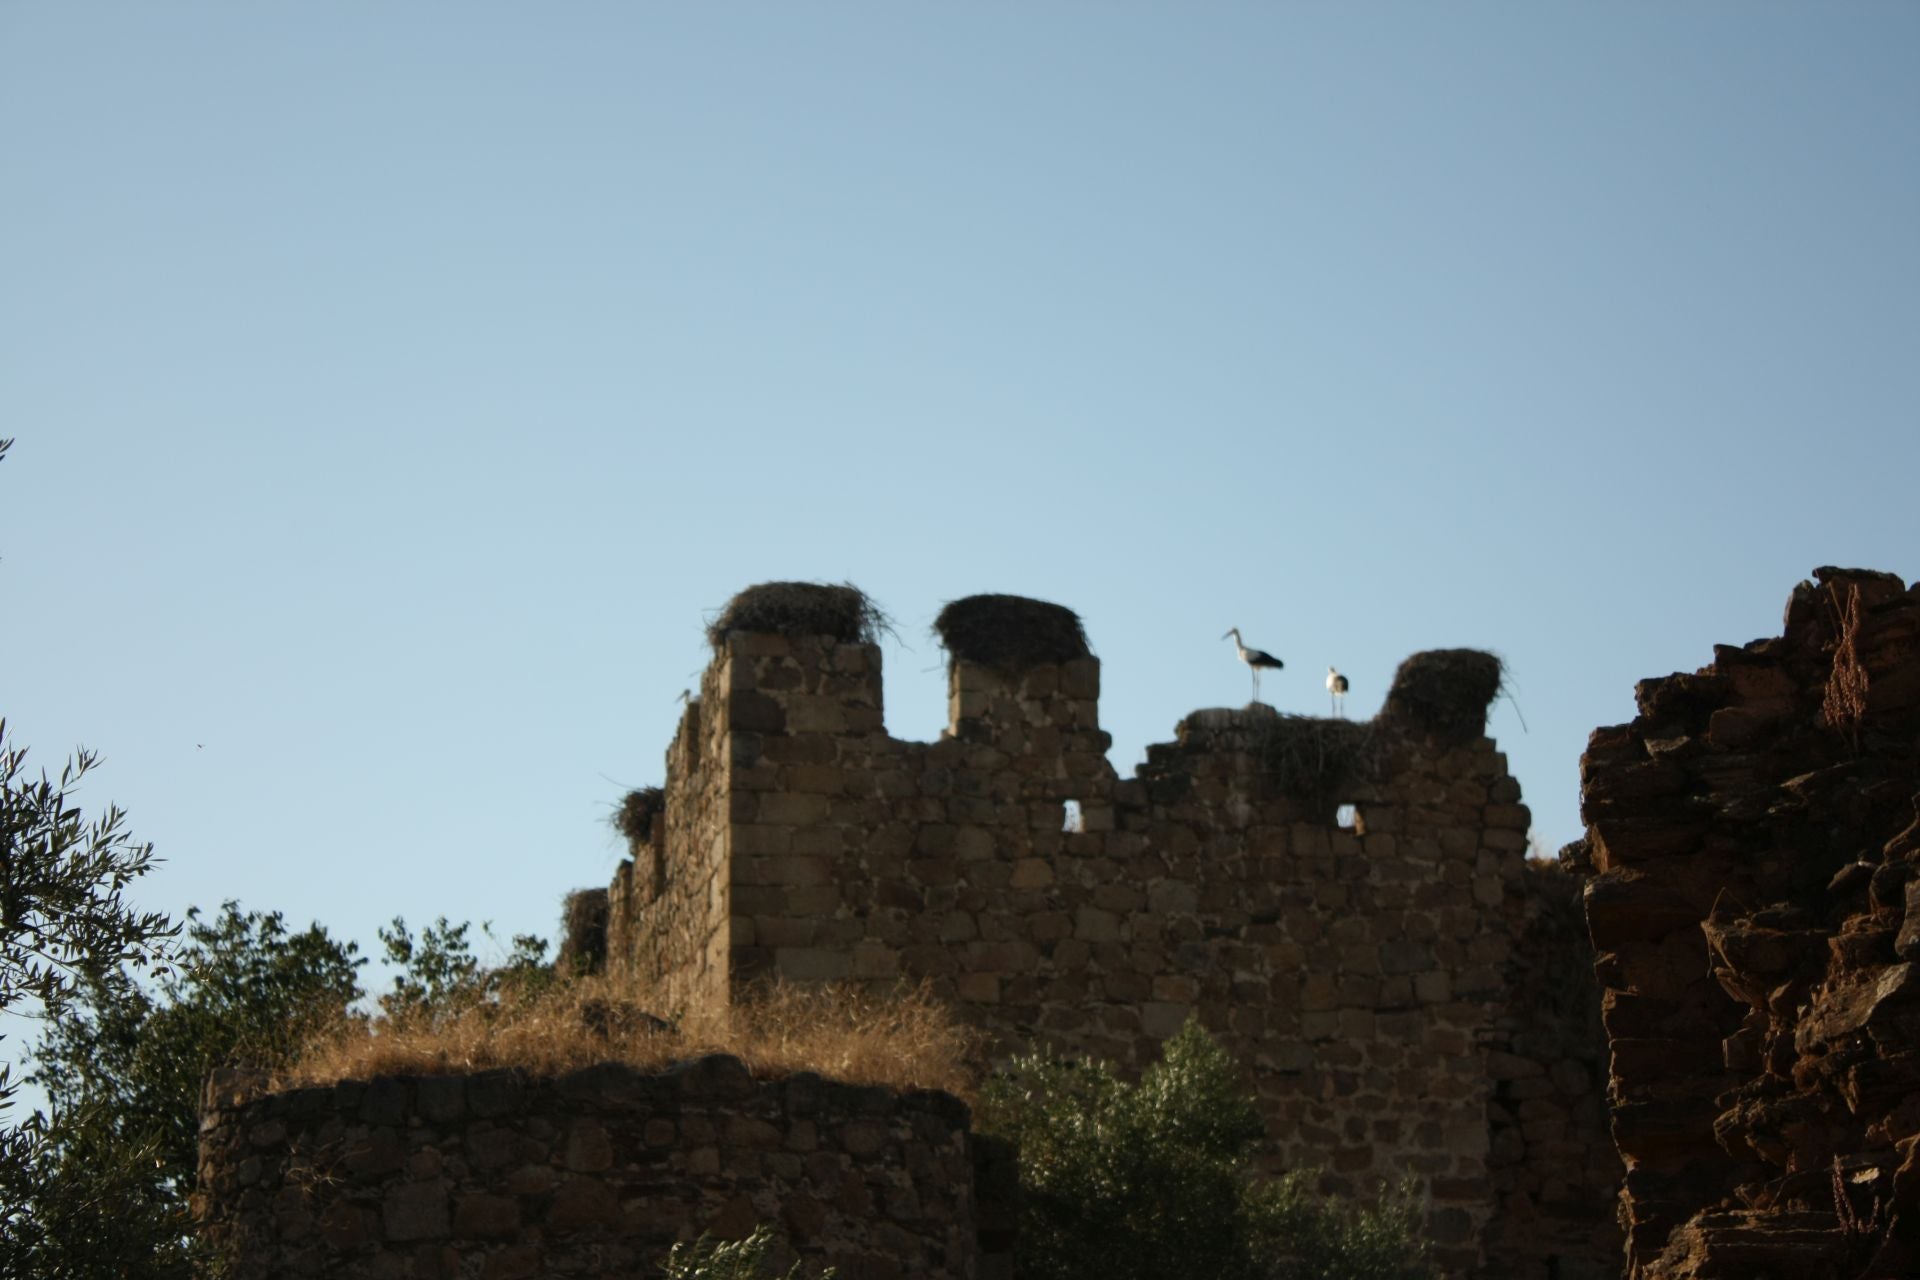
1381,648 -> 1504,744
1252,714 -> 1383,813
705,581 -> 891,649
934,594 -> 1090,674
613,786 -> 665,847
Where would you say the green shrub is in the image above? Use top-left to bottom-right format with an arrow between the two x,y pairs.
661,1226 -> 835,1280
977,1020 -> 1434,1280
1253,1170 -> 1434,1280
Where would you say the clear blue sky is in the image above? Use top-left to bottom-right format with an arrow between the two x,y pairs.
3,4 -> 1915,1077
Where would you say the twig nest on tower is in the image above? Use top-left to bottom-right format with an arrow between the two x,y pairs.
613,786 -> 665,848
934,594 -> 1091,674
1381,648 -> 1505,744
706,581 -> 890,648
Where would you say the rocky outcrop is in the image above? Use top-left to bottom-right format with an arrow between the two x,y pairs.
1581,567 -> 1920,1277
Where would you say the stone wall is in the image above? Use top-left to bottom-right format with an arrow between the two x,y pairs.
607,688 -> 734,1015
601,594 -> 1622,1278
1580,567 -> 1920,1277
195,1054 -> 1007,1280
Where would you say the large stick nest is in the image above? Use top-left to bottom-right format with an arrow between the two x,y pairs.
1381,648 -> 1504,744
706,581 -> 889,649
1252,714 -> 1383,813
613,786 -> 665,847
934,594 -> 1090,674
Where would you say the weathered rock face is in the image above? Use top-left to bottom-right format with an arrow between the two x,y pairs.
195,1055 -> 1008,1280
1581,567 -> 1920,1278
602,591 -> 1622,1278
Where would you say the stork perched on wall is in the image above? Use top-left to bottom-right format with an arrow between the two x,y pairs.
1326,667 -> 1350,717
1223,628 -> 1284,703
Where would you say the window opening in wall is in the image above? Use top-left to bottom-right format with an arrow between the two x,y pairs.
1335,804 -> 1358,831
1062,799 -> 1084,833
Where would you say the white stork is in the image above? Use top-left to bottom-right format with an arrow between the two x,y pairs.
1223,628 -> 1284,703
1326,666 -> 1350,717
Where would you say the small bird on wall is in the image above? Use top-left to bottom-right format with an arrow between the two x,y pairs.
1223,627 -> 1284,703
1327,667 -> 1350,717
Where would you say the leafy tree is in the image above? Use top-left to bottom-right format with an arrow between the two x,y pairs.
0,711 -> 181,1277
14,907 -> 544,1278
377,914 -> 550,1018
978,1020 -> 1434,1280
32,903 -> 366,1196
14,904 -> 364,1278
0,722 -> 176,1120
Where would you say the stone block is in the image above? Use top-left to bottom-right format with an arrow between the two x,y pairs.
547,1177 -> 623,1233
842,1120 -> 889,1157
758,793 -> 832,825
1074,907 -> 1120,942
453,1193 -> 520,1240
1301,1011 -> 1341,1040
383,1180 -> 449,1241
483,1246 -> 543,1280
785,695 -> 848,734
1010,858 -> 1055,889
958,972 -> 1001,1004
414,1076 -> 465,1124
852,942 -> 901,978
321,1203 -> 380,1250
953,826 -> 996,860
1152,974 -> 1201,1003
1380,939 -> 1434,975
564,1120 -> 613,1172
725,1115 -> 783,1148
1483,828 -> 1530,854
1060,658 -> 1100,699
1142,1002 -> 1192,1038
776,948 -> 853,981
768,855 -> 833,887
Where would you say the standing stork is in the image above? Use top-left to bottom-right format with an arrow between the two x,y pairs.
1326,666 -> 1350,717
1223,628 -> 1284,703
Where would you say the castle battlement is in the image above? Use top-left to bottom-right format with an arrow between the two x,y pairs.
598,584 -> 1621,1278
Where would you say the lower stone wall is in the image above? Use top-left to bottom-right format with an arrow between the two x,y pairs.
195,1056 -> 1005,1280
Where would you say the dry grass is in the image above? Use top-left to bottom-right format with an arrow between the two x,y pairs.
276,973 -> 982,1102
1822,580 -> 1868,749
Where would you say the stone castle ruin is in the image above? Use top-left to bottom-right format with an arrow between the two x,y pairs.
588,585 -> 1621,1278
193,571 -> 1920,1277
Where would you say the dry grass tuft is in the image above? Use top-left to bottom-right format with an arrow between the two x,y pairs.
934,593 -> 1090,674
1822,580 -> 1868,749
277,973 -> 982,1102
